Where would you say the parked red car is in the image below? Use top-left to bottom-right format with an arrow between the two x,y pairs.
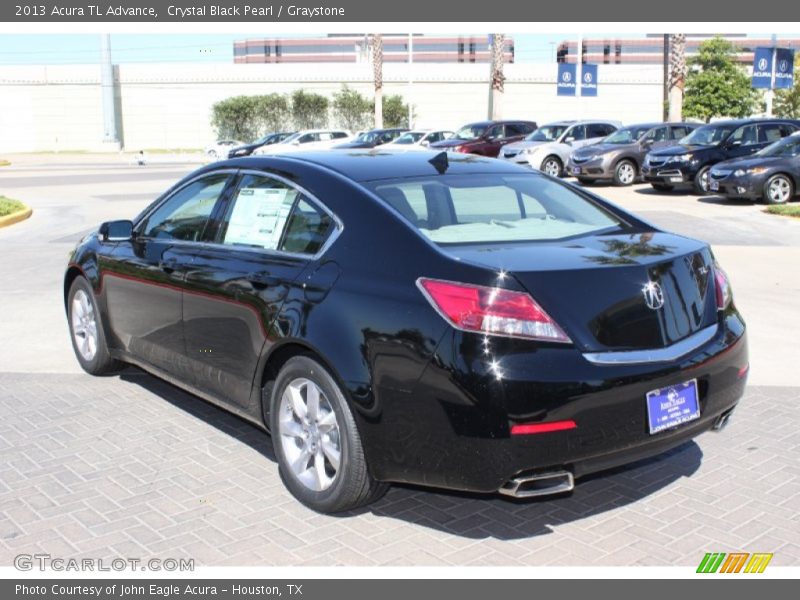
430,120 -> 537,157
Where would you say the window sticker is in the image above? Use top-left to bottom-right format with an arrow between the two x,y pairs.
224,187 -> 295,249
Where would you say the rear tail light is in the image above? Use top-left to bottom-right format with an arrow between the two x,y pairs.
714,262 -> 732,310
511,420 -> 577,435
417,278 -> 571,343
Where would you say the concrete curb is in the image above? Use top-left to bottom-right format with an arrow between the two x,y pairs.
0,207 -> 33,229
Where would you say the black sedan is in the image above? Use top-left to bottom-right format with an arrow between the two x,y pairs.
64,151 -> 748,513
333,128 -> 409,149
227,132 -> 295,158
709,134 -> 800,204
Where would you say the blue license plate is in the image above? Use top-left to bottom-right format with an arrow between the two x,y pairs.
646,379 -> 700,434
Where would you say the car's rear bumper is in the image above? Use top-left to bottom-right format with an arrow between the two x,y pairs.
361,311 -> 748,494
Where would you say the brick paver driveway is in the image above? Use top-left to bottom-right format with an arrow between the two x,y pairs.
1,371 -> 798,566
0,156 -> 798,566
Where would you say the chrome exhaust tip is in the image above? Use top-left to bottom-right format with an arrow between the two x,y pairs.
713,410 -> 733,431
498,470 -> 575,498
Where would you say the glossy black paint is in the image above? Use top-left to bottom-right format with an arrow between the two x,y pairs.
643,118 -> 800,190
65,150 -> 748,494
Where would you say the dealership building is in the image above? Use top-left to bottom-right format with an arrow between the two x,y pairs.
233,34 -> 515,64
557,34 -> 800,64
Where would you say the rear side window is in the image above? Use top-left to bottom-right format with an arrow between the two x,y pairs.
280,199 -> 334,255
219,174 -> 299,250
759,123 -> 791,143
567,125 -> 586,141
141,174 -> 229,242
730,125 -> 759,147
369,174 -> 621,244
587,124 -> 613,138
670,125 -> 692,139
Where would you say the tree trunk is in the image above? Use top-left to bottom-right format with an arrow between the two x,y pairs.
668,34 -> 686,121
489,34 -> 506,120
371,34 -> 383,129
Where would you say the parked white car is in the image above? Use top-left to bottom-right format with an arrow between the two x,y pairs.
382,130 -> 455,152
501,120 -> 621,177
205,140 -> 243,160
254,130 -> 352,154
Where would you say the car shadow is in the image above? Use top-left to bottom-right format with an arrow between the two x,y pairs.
633,186 -> 693,197
696,195 -> 758,207
119,366 -> 703,541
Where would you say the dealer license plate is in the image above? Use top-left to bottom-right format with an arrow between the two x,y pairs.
572,167 -> 581,175
710,180 -> 719,192
669,176 -> 683,183
646,379 -> 700,434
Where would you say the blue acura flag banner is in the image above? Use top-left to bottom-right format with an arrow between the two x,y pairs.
581,64 -> 598,96
557,63 -> 577,96
774,48 -> 795,89
752,47 -> 774,89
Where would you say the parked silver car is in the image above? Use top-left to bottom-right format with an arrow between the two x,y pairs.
501,120 -> 620,177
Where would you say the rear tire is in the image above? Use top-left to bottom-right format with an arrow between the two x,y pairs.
540,156 -> 563,178
67,277 -> 119,376
651,183 -> 674,192
613,160 -> 637,186
269,356 -> 387,513
764,174 -> 794,205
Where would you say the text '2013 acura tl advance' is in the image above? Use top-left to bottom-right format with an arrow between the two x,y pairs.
64,150 -> 748,513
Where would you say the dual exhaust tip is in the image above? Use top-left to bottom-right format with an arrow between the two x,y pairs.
498,470 -> 575,499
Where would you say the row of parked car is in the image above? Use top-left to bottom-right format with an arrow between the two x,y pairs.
207,116 -> 800,204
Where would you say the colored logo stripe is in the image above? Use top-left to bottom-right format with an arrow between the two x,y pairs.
744,553 -> 773,573
697,552 -> 773,573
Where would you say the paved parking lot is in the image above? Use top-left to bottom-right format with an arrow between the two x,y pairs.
1,155 -> 799,566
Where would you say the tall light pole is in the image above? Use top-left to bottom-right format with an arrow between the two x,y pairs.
408,33 -> 414,128
100,34 -> 119,147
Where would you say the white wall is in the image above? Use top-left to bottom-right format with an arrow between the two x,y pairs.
0,62 -> 664,152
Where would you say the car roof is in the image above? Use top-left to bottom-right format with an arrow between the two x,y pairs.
216,149 -> 531,183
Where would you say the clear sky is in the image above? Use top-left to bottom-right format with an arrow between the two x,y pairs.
0,33 -> 633,65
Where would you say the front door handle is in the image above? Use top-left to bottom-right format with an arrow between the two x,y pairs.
159,257 -> 178,273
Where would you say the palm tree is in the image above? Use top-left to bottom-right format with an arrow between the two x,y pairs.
668,34 -> 687,121
370,34 -> 383,128
489,34 -> 506,119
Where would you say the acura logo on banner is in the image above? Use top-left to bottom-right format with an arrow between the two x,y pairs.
752,47 -> 774,89
557,63 -> 577,96
581,64 -> 598,96
774,48 -> 795,89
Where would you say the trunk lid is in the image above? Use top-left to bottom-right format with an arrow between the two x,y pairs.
446,232 -> 718,352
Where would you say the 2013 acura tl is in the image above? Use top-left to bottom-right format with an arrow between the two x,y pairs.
64,151 -> 748,513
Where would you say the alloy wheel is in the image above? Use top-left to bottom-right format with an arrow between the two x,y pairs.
617,162 -> 635,185
768,177 -> 792,204
542,158 -> 561,177
278,378 -> 341,492
71,289 -> 98,362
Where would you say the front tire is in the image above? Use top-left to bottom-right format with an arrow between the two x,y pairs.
67,277 -> 119,375
693,166 -> 711,195
269,356 -> 387,513
764,174 -> 794,205
613,160 -> 637,186
541,156 -> 563,178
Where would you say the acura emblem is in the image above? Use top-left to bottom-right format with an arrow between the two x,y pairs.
642,281 -> 665,310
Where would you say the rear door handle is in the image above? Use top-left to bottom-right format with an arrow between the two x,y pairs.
248,272 -> 279,287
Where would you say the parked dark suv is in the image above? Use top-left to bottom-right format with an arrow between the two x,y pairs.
642,119 -> 800,194
430,120 -> 537,157
569,122 -> 698,186
333,128 -> 409,149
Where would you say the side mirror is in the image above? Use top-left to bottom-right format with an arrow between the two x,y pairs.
421,140 -> 430,147
292,140 -> 301,146
99,220 -> 133,242
641,139 -> 654,148
564,137 -> 575,145
729,140 -> 742,147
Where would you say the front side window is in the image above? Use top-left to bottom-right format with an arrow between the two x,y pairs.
368,174 -> 621,245
526,125 -> 568,142
142,174 -> 229,242
566,125 -> 586,141
759,136 -> 800,157
454,124 -> 487,140
670,125 -> 693,139
681,124 -> 735,146
605,126 -> 651,144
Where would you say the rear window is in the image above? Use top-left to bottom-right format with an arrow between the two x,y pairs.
368,174 -> 621,244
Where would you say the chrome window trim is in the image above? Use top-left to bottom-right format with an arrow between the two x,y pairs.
133,168 -> 343,262
582,323 -> 718,365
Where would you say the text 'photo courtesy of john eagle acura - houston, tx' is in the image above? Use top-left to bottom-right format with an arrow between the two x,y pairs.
64,150 -> 748,513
